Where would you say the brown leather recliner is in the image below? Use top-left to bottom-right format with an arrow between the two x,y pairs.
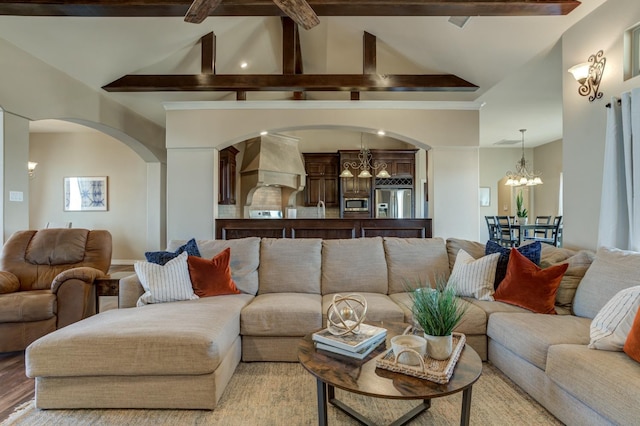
0,229 -> 112,352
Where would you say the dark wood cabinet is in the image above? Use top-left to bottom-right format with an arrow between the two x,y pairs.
219,146 -> 239,205
303,153 -> 339,207
215,218 -> 432,240
371,149 -> 417,178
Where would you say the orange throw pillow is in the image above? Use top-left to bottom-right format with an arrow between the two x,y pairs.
624,308 -> 640,363
187,248 -> 240,297
494,248 -> 568,314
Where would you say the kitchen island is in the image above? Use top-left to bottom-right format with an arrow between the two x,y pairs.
215,218 -> 432,240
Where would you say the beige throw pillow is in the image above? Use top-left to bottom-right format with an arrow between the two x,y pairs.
589,286 -> 640,351
135,252 -> 198,306
448,250 -> 500,301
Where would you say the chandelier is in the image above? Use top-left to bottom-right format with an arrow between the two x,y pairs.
339,134 -> 390,179
505,129 -> 543,187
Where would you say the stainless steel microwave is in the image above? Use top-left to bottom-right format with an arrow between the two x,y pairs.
344,197 -> 369,212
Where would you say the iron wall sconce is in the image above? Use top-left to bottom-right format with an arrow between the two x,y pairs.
568,50 -> 606,102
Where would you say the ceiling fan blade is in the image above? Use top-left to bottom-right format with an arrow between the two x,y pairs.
272,0 -> 320,30
184,0 -> 223,24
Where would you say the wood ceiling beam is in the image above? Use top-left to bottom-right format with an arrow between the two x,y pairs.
282,17 -> 305,99
201,32 -> 215,74
102,73 -> 478,92
0,1 -> 582,18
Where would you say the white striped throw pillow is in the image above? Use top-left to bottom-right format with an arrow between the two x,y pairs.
448,250 -> 500,301
135,251 -> 199,306
589,286 -> 640,351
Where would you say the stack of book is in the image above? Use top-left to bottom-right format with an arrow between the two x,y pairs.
312,322 -> 387,359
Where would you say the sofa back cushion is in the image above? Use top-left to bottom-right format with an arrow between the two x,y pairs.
383,237 -> 450,294
168,237 -> 260,295
573,247 -> 640,319
321,237 -> 388,295
445,238 -> 486,271
258,238 -> 322,294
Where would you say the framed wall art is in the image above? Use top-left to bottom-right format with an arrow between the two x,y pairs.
64,176 -> 108,211
479,187 -> 491,207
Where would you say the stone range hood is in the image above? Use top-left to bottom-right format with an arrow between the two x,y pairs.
240,133 -> 306,217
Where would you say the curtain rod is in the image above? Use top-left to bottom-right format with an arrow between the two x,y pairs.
605,99 -> 622,108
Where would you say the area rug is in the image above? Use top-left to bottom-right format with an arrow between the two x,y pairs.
2,362 -> 561,425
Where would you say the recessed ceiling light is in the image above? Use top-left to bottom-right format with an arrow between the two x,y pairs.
240,62 -> 248,69
377,130 -> 386,136
260,131 -> 268,136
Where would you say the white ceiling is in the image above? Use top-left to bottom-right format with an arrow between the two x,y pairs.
0,0 -> 606,147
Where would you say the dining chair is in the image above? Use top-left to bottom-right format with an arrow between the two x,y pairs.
532,215 -> 552,238
485,216 -> 499,243
525,216 -> 562,247
495,216 -> 518,247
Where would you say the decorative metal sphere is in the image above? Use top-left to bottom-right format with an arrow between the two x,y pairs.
326,293 -> 368,336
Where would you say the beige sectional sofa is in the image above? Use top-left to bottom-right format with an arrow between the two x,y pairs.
25,236 -> 640,425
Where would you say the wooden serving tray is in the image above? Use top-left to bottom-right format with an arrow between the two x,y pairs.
375,332 -> 466,384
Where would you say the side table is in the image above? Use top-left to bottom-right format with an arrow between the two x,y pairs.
95,271 -> 134,313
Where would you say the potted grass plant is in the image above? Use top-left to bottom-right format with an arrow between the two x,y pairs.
516,190 -> 528,225
406,278 -> 467,360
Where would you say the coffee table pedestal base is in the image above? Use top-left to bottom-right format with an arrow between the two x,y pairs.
317,380 -> 443,426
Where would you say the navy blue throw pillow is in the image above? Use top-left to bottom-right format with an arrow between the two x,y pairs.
485,240 -> 541,289
145,238 -> 201,265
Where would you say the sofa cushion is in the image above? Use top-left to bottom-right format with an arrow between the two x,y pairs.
258,238 -> 321,294
322,293 -> 404,324
448,250 -> 499,301
0,289 -> 56,322
493,248 -> 568,314
145,238 -> 201,265
544,250 -> 595,310
573,247 -> 640,319
546,344 -> 640,425
187,248 -> 240,297
389,292 -> 487,335
445,238 -> 486,271
462,297 -> 536,316
321,238 -> 388,294
135,252 -> 198,306
589,286 -> 640,351
26,294 -> 254,377
487,312 -> 591,369
485,240 -> 541,289
624,308 -> 640,362
169,238 -> 260,295
241,293 -> 322,336
383,237 -> 450,294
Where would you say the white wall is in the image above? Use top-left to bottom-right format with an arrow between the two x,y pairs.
533,139 -> 563,218
29,132 -> 148,261
431,148 -> 480,240
1,111 -> 30,241
562,0 -> 640,250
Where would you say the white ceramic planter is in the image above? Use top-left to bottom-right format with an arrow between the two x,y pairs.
424,333 -> 453,360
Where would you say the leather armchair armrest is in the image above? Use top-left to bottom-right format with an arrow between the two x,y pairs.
51,267 -> 107,294
0,271 -> 20,294
119,274 -> 145,308
53,267 -> 107,328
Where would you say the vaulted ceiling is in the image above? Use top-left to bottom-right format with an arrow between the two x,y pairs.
0,0 -> 608,146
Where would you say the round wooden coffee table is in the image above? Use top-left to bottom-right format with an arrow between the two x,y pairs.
298,322 -> 482,426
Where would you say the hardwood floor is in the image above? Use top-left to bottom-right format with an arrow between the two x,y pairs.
0,351 -> 33,422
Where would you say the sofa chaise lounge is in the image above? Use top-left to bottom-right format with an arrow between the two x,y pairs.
25,236 -> 640,425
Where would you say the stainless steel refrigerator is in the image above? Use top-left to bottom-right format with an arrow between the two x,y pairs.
375,188 -> 413,218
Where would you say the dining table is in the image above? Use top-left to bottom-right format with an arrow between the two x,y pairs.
511,223 -> 562,247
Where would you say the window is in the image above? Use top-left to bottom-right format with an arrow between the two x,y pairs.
624,23 -> 640,80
